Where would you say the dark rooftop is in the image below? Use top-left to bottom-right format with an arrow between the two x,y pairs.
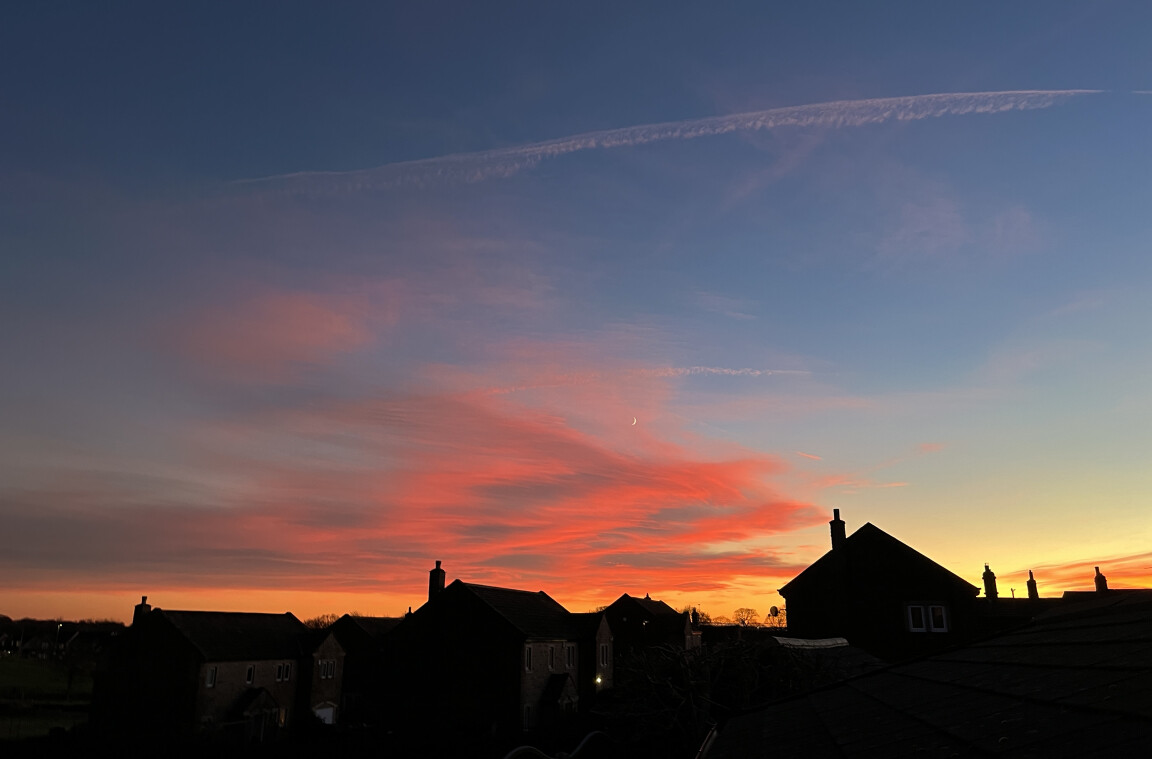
707,591 -> 1152,757
460,582 -> 578,639
345,615 -> 404,637
611,593 -> 681,617
779,522 -> 978,598
154,610 -> 308,662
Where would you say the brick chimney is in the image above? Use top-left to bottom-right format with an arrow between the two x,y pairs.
429,560 -> 446,601
829,509 -> 846,550
1094,566 -> 1108,593
982,564 -> 998,599
1026,570 -> 1039,600
132,595 -> 151,626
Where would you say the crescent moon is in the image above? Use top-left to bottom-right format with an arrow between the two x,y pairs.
632,417 -> 637,425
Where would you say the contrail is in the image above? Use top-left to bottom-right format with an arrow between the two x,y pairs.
643,366 -> 811,378
236,90 -> 1098,194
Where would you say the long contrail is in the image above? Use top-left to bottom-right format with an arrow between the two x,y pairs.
236,90 -> 1098,194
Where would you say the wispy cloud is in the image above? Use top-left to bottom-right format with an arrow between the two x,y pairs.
236,90 -> 1098,194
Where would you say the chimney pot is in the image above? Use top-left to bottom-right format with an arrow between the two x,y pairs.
1094,566 -> 1109,593
982,564 -> 999,599
429,560 -> 446,601
829,509 -> 846,550
132,595 -> 152,627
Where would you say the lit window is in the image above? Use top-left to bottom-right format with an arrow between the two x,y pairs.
524,646 -> 532,672
245,665 -> 254,685
907,605 -> 927,632
206,666 -> 217,688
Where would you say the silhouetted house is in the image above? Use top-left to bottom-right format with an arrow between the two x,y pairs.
602,593 -> 700,661
779,510 -> 979,659
386,566 -> 611,744
328,613 -> 403,725
95,597 -> 344,743
571,611 -> 615,704
705,590 -> 1152,758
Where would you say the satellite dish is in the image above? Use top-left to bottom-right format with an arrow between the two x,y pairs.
770,606 -> 779,617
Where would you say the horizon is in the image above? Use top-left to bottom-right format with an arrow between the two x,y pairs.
3,3 -> 1151,624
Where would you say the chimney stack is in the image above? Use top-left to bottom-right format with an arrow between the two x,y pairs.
982,564 -> 998,599
132,595 -> 151,626
1026,570 -> 1039,600
1094,566 -> 1109,593
830,509 -> 846,550
429,560 -> 446,601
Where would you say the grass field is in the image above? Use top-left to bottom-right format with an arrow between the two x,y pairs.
0,657 -> 93,701
0,657 -> 92,741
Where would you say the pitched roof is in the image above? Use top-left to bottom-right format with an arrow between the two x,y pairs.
779,522 -> 977,597
707,591 -> 1152,757
154,610 -> 308,661
571,611 -> 608,637
610,593 -> 681,617
345,615 -> 404,638
459,582 -> 578,639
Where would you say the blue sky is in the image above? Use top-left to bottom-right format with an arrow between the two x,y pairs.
3,2 -> 1151,621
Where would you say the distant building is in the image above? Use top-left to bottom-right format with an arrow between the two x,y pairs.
385,564 -> 612,743
779,510 -> 980,658
327,613 -> 403,726
94,597 -> 344,743
602,593 -> 700,661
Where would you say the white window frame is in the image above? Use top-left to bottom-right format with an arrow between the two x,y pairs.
599,643 -> 609,667
566,645 -> 575,669
205,666 -> 217,688
245,664 -> 254,685
524,645 -> 532,672
928,605 -> 949,632
906,605 -> 927,633
548,646 -> 555,670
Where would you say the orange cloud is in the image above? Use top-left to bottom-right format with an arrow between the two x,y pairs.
1,328 -> 837,618
1023,552 -> 1152,594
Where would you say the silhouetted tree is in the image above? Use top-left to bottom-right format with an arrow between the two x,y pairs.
679,606 -> 712,624
762,606 -> 787,629
733,608 -> 759,626
303,613 -> 341,629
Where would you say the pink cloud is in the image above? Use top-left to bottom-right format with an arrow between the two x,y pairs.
175,288 -> 395,379
2,330 -> 840,609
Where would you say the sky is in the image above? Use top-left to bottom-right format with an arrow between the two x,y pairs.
3,2 -> 1151,623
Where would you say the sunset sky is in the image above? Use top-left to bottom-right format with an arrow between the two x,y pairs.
3,3 -> 1151,624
